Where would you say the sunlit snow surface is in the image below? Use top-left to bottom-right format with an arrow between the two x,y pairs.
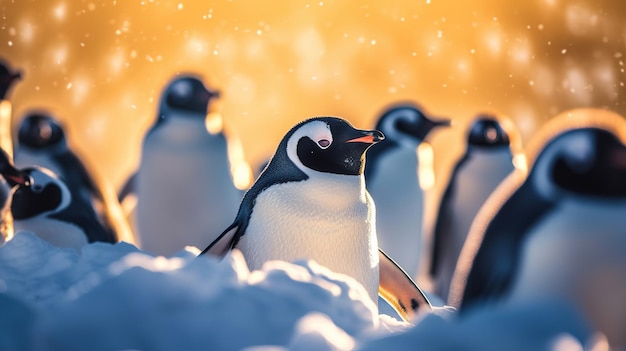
0,232 -> 594,351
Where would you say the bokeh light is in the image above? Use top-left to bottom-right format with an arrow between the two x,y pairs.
1,0 -> 625,190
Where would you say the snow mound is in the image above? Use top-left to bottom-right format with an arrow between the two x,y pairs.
0,232 -> 397,351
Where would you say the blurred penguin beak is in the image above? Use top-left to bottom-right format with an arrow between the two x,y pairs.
2,169 -> 30,187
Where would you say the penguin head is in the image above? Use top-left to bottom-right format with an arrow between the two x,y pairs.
467,116 -> 510,148
285,117 -> 384,177
375,103 -> 449,144
9,167 -> 72,220
0,60 -> 21,100
530,127 -> 626,201
158,75 -> 219,122
17,112 -> 66,151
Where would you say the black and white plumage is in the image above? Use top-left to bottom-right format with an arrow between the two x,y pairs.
429,115 -> 517,300
0,148 -> 117,250
448,109 -> 626,346
0,59 -> 21,240
201,116 -> 432,321
364,103 -> 450,279
14,112 -> 135,246
119,74 -> 242,256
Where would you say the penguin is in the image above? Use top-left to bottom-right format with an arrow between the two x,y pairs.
119,74 -> 243,256
0,59 -> 21,242
364,102 -> 450,279
448,107 -> 626,341
201,117 -> 432,321
14,112 -> 135,245
0,148 -> 117,251
0,58 -> 21,102
429,115 -> 518,301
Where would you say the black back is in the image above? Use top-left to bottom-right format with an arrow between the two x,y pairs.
459,127 -> 626,312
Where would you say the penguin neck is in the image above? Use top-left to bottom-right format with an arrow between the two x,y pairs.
20,140 -> 68,155
301,171 -> 368,208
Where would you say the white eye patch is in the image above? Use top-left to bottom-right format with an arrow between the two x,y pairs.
286,120 -> 334,173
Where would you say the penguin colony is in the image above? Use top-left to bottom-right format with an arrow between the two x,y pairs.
2,54 -> 626,346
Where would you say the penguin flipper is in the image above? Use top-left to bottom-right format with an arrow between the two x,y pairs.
378,248 -> 432,322
200,222 -> 240,257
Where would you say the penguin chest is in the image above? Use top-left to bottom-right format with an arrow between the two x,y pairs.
508,199 -> 626,345
239,179 -> 379,299
14,216 -> 88,251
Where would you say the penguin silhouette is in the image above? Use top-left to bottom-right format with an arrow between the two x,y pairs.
364,102 -> 450,279
120,74 -> 243,256
202,117 -> 432,321
449,108 -> 626,346
0,58 -> 21,241
0,148 -> 117,251
430,115 -> 519,300
14,111 -> 135,245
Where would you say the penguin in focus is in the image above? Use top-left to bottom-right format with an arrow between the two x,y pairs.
120,74 -> 244,256
0,148 -> 117,251
429,115 -> 519,300
448,109 -> 626,348
14,112 -> 135,245
364,102 -> 450,279
0,59 -> 21,241
201,117 -> 432,321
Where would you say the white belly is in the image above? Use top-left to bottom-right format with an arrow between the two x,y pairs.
238,176 -> 379,302
367,146 -> 423,277
136,118 -> 242,256
14,217 -> 88,252
508,198 -> 626,347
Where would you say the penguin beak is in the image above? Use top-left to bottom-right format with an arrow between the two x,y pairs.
1,168 -> 30,188
11,70 -> 22,81
347,130 -> 385,144
0,149 -> 30,187
433,118 -> 451,128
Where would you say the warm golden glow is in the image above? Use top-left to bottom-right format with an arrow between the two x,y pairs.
204,111 -> 223,135
512,153 -> 528,175
417,142 -> 435,191
0,100 -> 14,158
227,135 -> 254,190
1,1 -> 625,191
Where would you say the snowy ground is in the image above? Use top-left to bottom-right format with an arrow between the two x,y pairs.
0,232 -> 597,351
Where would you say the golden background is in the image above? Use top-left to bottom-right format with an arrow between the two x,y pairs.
1,0 -> 625,191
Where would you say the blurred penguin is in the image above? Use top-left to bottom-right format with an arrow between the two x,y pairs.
13,111 -> 136,245
0,148 -> 120,251
364,102 -> 449,279
0,58 -> 21,241
449,109 -> 626,348
429,114 -> 520,300
119,74 -> 244,256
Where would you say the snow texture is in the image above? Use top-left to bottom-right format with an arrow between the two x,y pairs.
0,232 -> 596,351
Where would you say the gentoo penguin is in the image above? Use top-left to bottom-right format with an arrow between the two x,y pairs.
0,59 -> 21,241
364,102 -> 450,279
429,115 -> 518,300
120,74 -> 243,256
449,109 -> 626,347
14,112 -> 135,245
201,117 -> 432,321
0,148 -> 116,251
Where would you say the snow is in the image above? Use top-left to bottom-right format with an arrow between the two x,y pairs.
0,232 -> 596,350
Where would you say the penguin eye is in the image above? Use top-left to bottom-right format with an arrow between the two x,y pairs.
317,139 -> 331,149
484,127 -> 498,143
